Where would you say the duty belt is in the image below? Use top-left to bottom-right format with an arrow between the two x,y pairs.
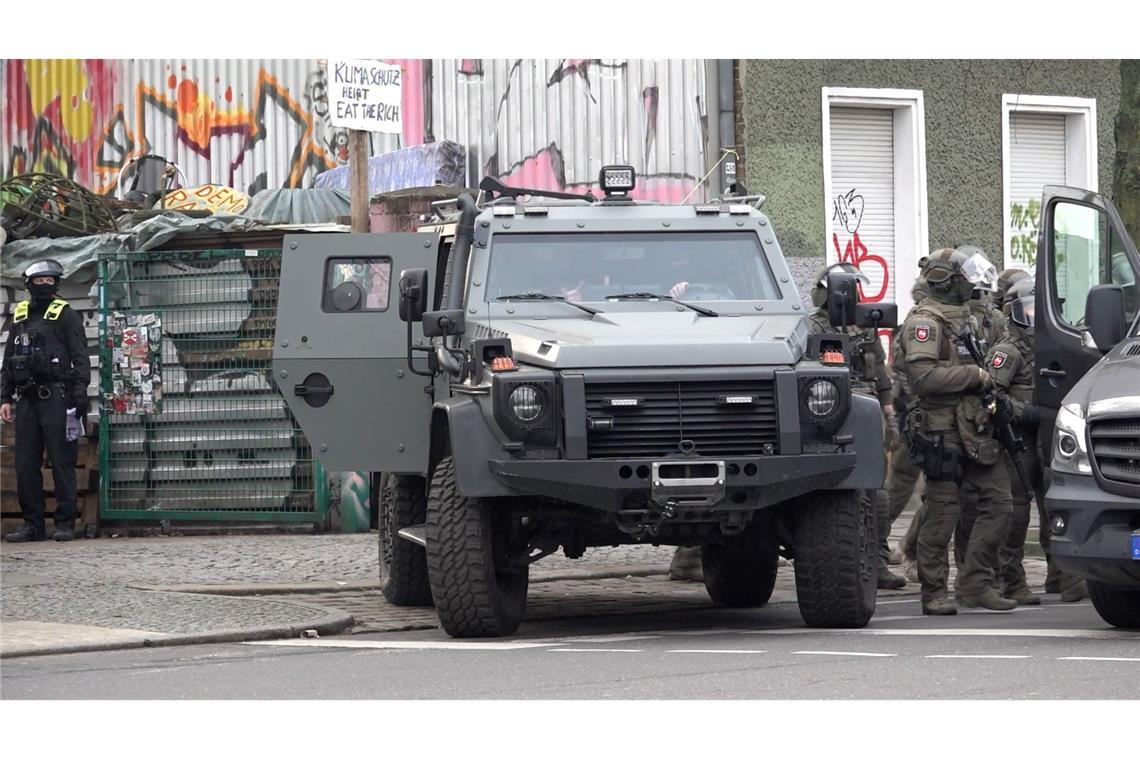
17,381 -> 67,401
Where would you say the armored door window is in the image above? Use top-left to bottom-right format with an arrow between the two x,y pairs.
1050,202 -> 1140,329
322,257 -> 392,312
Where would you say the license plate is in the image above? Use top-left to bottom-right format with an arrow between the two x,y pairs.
1132,533 -> 1140,561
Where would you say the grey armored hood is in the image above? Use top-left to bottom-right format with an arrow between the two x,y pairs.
473,310 -> 809,368
1062,336 -> 1140,419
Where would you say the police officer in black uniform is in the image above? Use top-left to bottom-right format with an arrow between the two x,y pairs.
1,259 -> 90,542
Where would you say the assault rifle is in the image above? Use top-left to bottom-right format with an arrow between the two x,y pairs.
956,325 -> 1033,493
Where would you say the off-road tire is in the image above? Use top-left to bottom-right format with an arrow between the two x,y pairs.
792,490 -> 877,628
1087,581 -> 1140,629
379,474 -> 433,606
426,456 -> 529,637
702,526 -> 781,607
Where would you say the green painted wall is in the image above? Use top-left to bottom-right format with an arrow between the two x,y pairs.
1114,60 -> 1140,241
740,60 -> 1122,296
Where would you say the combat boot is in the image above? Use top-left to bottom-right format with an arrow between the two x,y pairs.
1003,585 -> 1042,606
4,523 -> 46,543
1060,580 -> 1089,603
957,588 -> 1017,611
878,566 -> 907,589
669,547 -> 703,582
51,521 -> 76,542
888,543 -> 904,566
923,597 -> 958,616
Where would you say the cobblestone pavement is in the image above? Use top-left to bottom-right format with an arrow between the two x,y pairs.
1,578 -> 324,635
0,533 -> 678,587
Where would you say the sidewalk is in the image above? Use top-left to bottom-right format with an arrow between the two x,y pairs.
0,503 -> 1050,658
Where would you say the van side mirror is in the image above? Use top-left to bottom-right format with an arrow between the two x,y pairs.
826,271 -> 859,327
399,268 -> 429,323
855,302 -> 897,330
1085,284 -> 1125,353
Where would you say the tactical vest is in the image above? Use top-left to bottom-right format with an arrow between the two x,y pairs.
10,298 -> 73,387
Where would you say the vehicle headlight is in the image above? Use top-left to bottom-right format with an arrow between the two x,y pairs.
509,385 -> 544,422
804,379 -> 840,418
492,375 -> 560,447
1052,402 -> 1091,475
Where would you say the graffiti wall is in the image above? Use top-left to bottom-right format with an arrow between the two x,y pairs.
3,58 -> 712,203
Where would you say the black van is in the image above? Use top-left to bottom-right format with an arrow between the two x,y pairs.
1036,186 -> 1140,629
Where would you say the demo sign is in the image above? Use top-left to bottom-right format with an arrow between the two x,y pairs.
328,59 -> 402,134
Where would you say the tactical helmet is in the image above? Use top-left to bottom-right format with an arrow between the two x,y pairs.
921,248 -> 968,284
22,258 -> 64,286
995,267 -> 1030,303
1003,277 -> 1035,329
22,259 -> 64,301
810,262 -> 869,308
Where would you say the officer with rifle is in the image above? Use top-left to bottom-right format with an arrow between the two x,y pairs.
1,259 -> 90,542
898,249 -> 1016,615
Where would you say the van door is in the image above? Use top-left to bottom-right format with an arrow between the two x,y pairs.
274,232 -> 440,473
1035,186 -> 1140,463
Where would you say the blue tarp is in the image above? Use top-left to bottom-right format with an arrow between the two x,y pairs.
313,140 -> 467,195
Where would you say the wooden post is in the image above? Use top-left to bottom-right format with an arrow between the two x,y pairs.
348,129 -> 370,233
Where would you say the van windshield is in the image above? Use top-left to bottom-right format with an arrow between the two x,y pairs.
484,231 -> 783,303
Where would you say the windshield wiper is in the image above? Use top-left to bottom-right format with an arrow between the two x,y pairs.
495,292 -> 603,316
602,292 -> 719,317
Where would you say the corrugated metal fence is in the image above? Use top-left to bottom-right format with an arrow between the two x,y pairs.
2,58 -> 714,203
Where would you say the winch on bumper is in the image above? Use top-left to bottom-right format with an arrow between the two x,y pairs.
488,451 -> 857,514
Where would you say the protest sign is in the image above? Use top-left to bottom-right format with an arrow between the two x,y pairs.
328,58 -> 403,134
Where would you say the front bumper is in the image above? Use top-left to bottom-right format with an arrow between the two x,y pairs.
489,452 -> 857,513
1045,471 -> 1140,586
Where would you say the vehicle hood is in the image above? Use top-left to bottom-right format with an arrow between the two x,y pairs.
474,311 -> 808,368
1063,337 -> 1140,419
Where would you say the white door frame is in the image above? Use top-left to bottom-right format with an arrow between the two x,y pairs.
821,87 -> 929,319
1001,94 -> 1098,270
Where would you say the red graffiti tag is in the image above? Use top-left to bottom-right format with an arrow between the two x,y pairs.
832,231 -> 890,303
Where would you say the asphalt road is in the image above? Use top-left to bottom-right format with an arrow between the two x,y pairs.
4,595 -> 1137,699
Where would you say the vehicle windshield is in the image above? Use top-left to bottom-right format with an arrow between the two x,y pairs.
483,231 -> 783,303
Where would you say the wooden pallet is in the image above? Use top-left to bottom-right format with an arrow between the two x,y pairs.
0,421 -> 99,536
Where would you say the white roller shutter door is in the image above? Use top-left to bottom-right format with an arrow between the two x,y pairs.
827,107 -> 895,304
1008,111 -> 1067,268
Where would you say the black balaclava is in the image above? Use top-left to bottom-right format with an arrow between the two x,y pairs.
29,278 -> 59,304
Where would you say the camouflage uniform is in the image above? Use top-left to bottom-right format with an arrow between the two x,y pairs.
952,295 -> 1008,569
898,249 -> 1015,614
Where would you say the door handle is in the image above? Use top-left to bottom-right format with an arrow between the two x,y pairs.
1039,368 -> 1066,378
294,384 -> 335,397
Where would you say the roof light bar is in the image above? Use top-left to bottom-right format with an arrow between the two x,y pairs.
600,165 -> 636,195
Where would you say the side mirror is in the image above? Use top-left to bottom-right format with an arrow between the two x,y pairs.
826,271 -> 859,327
399,268 -> 429,323
1085,284 -> 1125,353
422,309 -> 466,338
855,302 -> 897,330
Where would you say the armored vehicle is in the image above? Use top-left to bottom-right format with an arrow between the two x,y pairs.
274,167 -> 892,637
1035,186 -> 1140,628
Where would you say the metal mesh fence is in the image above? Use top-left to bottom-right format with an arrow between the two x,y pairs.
97,248 -> 324,523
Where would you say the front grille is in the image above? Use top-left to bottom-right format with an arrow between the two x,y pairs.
584,379 -> 778,459
1089,417 -> 1140,486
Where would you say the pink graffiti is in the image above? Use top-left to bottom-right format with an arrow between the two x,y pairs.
832,230 -> 890,303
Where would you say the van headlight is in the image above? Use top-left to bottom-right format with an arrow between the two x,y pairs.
1052,403 -> 1091,475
